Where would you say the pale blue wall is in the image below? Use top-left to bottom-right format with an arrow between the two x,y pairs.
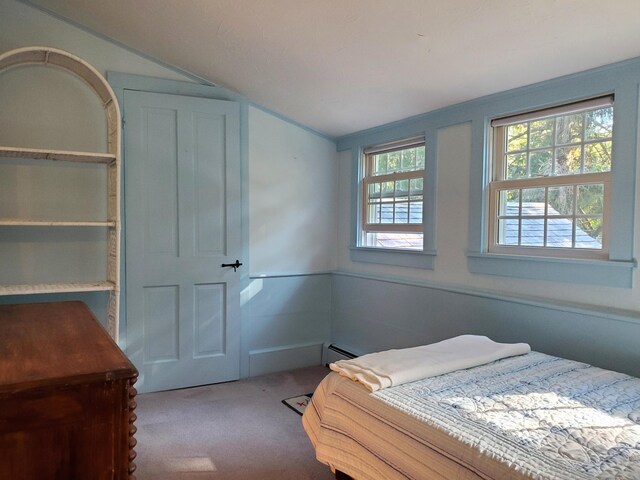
241,274 -> 331,377
332,57 -> 640,376
331,274 -> 640,377
242,106 -> 337,377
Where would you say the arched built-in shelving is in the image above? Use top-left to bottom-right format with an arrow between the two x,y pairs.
0,46 -> 121,340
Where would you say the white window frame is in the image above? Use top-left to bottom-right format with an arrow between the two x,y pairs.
488,96 -> 613,260
360,136 -> 425,249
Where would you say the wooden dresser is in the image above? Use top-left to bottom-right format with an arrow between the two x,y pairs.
0,301 -> 138,479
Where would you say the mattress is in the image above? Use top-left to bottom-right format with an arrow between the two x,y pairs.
302,352 -> 640,480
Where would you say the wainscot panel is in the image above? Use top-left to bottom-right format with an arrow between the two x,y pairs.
248,343 -> 324,377
331,273 -> 640,378
241,273 -> 332,377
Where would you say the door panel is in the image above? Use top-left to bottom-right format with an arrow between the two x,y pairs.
194,283 -> 225,357
194,113 -> 226,255
143,285 -> 179,362
124,90 -> 241,393
144,107 -> 179,255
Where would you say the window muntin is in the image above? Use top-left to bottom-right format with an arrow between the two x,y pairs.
489,97 -> 613,258
361,138 -> 425,250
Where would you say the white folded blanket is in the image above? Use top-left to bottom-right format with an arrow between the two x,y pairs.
330,335 -> 531,392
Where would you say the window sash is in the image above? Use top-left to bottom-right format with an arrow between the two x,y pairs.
362,162 -> 423,233
492,121 -> 613,182
488,172 -> 610,257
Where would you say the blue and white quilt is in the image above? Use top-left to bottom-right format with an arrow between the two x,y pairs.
375,352 -> 640,479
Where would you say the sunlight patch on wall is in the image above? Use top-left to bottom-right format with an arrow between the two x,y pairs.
240,278 -> 263,307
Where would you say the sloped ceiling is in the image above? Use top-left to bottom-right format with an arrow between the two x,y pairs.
21,0 -> 640,138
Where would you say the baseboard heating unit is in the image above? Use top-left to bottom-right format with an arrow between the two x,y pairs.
322,344 -> 358,367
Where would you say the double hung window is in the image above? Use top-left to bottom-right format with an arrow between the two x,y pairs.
488,96 -> 613,259
361,138 -> 425,250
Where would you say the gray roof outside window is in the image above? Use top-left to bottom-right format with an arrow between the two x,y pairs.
371,202 -> 600,250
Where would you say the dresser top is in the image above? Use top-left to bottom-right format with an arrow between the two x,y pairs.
0,301 -> 137,394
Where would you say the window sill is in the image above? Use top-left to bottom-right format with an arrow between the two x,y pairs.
350,246 -> 436,269
467,252 -> 636,287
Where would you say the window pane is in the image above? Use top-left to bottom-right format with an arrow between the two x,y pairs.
529,119 -> 554,148
546,218 -> 573,247
498,189 -> 519,216
410,178 -> 423,197
374,153 -> 388,175
547,186 -> 574,216
401,148 -> 416,170
585,107 -> 613,140
497,218 -> 519,245
577,184 -> 604,215
506,152 -> 527,179
529,149 -> 552,177
387,151 -> 401,171
368,204 -> 380,224
380,200 -> 393,223
584,141 -> 612,173
521,188 -> 545,216
555,114 -> 583,145
521,218 -> 544,246
396,179 -> 409,196
382,181 -> 394,196
409,201 -> 422,224
368,182 -> 381,200
554,146 -> 582,175
575,218 -> 603,248
396,202 -> 410,223
416,146 -> 425,168
507,123 -> 528,152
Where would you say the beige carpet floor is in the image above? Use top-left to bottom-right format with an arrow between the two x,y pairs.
133,365 -> 335,480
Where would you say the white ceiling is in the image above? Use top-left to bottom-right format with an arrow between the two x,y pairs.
22,0 -> 640,138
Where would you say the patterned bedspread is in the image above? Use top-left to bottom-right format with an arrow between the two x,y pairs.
304,352 -> 640,480
376,352 -> 640,479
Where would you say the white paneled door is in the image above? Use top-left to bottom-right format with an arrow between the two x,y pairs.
124,90 -> 241,393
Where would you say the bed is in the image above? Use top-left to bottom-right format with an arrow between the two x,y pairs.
303,344 -> 640,480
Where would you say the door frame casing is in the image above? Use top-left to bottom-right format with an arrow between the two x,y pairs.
107,73 -> 250,363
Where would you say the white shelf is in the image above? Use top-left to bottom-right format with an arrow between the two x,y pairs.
0,146 -> 116,164
0,219 -> 116,227
0,281 -> 116,296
